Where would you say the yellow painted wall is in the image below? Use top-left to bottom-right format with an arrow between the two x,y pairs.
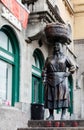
74,12 -> 84,39
56,0 -> 74,50
72,0 -> 84,39
56,0 -> 73,28
50,0 -> 84,49
73,0 -> 84,5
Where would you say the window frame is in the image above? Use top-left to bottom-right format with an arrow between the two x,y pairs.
32,49 -> 44,104
0,25 -> 20,106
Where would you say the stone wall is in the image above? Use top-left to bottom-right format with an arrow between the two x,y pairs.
0,106 -> 28,130
74,39 -> 84,119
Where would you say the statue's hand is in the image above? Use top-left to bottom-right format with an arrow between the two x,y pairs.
64,72 -> 70,77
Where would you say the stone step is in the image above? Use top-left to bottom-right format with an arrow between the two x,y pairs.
18,127 -> 84,130
17,120 -> 84,130
28,120 -> 84,127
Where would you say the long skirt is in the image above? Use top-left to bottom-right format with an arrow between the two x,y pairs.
44,80 -> 70,109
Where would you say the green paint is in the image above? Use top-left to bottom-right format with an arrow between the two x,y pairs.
32,48 -> 44,104
0,25 -> 20,106
68,75 -> 73,115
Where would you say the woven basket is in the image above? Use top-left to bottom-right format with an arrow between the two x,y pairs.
44,22 -> 71,44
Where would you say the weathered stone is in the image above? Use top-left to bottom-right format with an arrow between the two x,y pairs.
17,127 -> 84,130
28,120 -> 84,127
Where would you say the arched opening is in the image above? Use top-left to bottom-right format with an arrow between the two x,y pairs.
0,25 -> 20,106
32,48 -> 44,104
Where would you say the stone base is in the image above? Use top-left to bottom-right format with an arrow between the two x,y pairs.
18,128 -> 84,130
28,120 -> 84,127
18,120 -> 84,130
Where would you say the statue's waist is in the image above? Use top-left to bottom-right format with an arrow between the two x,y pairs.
46,72 -> 68,86
47,72 -> 66,75
47,72 -> 69,78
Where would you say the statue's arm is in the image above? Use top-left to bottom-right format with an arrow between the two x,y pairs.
66,56 -> 76,74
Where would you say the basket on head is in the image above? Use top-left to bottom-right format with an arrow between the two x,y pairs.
44,22 -> 72,45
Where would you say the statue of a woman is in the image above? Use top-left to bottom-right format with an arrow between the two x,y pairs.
42,42 -> 75,120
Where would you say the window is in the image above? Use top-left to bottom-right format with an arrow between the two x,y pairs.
0,26 -> 20,106
0,61 -> 12,104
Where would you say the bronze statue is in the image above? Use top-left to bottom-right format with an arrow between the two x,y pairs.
42,42 -> 75,120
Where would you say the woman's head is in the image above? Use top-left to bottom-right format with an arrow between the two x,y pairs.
54,42 -> 62,52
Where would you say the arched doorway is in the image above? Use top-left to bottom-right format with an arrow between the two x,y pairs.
31,48 -> 45,120
0,25 -> 20,106
32,48 -> 44,104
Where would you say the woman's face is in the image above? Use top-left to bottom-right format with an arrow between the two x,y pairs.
54,43 -> 60,52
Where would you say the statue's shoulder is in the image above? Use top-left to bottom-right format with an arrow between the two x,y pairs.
48,55 -> 54,60
60,52 -> 68,61
45,55 -> 53,62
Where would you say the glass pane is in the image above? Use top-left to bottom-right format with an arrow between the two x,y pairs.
33,77 -> 40,103
0,31 -> 13,53
8,39 -> 13,53
33,55 -> 40,69
36,57 -> 40,68
0,50 -> 14,62
0,31 -> 8,50
0,60 -> 12,105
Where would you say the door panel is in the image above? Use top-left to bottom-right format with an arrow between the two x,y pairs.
32,75 -> 41,103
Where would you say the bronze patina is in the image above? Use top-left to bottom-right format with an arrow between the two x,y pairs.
42,22 -> 75,120
44,22 -> 71,44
